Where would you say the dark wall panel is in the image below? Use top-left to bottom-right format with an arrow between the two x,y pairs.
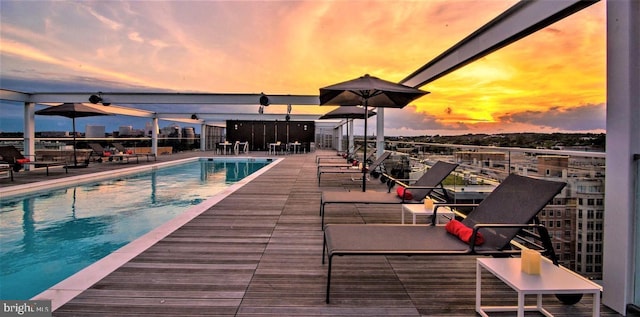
227,120 -> 315,152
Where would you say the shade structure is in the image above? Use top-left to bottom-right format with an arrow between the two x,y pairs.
319,74 -> 429,191
319,106 -> 376,156
35,103 -> 112,167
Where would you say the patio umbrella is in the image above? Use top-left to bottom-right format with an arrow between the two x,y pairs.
35,103 -> 112,167
320,74 -> 429,191
319,106 -> 376,157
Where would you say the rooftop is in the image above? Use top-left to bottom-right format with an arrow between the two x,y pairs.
1,150 -> 633,316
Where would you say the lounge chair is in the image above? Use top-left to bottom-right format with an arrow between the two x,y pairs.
88,143 -> 113,162
316,145 -> 362,163
89,143 -> 140,164
316,150 -> 376,175
0,145 -> 68,178
112,143 -> 156,161
322,173 -> 566,303
319,161 -> 458,228
0,161 -> 13,180
317,151 -> 391,185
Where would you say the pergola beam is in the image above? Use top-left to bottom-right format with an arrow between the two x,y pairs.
159,113 -> 322,123
0,90 -> 320,105
400,0 -> 599,88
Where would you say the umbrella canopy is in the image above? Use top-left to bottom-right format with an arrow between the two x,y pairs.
319,74 -> 429,191
319,74 -> 429,108
318,106 -> 376,120
35,102 -> 111,118
35,103 -> 112,167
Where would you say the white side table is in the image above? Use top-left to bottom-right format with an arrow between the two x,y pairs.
401,204 -> 454,224
476,257 -> 602,317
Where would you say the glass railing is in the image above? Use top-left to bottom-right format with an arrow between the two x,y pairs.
378,140 -> 606,280
0,137 -> 204,159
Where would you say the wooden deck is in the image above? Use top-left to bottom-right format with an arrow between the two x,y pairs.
2,150 -> 629,316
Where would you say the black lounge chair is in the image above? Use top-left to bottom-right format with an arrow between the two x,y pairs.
88,143 -> 112,162
112,143 -> 156,161
317,151 -> 391,185
89,143 -> 141,164
319,161 -> 458,228
316,150 -> 376,175
0,145 -> 68,180
316,145 -> 362,163
322,173 -> 566,303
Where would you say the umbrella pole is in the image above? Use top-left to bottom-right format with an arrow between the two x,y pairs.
72,117 -> 78,166
362,102 -> 368,192
346,119 -> 350,154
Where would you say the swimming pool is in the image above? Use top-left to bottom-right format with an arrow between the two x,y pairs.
0,158 -> 274,300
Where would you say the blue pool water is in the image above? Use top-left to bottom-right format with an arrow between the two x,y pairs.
0,159 -> 271,300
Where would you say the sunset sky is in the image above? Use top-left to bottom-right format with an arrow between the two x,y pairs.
0,0 -> 606,136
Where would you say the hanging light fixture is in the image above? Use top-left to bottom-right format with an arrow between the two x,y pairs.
88,92 -> 110,106
88,94 -> 102,104
259,93 -> 270,106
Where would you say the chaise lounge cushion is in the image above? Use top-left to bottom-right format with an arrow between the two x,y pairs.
445,219 -> 484,245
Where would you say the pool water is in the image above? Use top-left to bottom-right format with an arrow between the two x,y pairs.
0,159 -> 270,300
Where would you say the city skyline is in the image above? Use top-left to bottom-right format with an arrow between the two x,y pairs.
0,1 -> 606,136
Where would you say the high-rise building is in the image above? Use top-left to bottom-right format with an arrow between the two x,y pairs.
574,177 -> 605,279
534,156 -> 605,280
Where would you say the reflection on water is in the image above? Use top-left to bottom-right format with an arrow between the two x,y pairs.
0,159 -> 269,299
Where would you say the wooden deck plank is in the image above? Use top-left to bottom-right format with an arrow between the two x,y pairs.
3,150 -> 624,316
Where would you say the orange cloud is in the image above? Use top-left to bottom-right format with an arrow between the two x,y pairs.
412,1 -> 605,133
0,0 -> 605,134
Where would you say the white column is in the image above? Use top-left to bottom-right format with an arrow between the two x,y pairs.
200,124 -> 207,152
23,102 -> 35,170
151,117 -> 159,156
348,119 -> 354,151
376,108 -> 385,158
337,124 -> 343,152
603,0 -> 640,314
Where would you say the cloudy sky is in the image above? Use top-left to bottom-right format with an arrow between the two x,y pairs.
0,0 -> 606,136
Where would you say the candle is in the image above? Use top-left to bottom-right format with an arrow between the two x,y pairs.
424,198 -> 434,212
521,249 -> 542,275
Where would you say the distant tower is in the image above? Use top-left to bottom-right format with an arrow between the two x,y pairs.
182,127 -> 195,145
118,125 -> 133,136
85,125 -> 105,138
